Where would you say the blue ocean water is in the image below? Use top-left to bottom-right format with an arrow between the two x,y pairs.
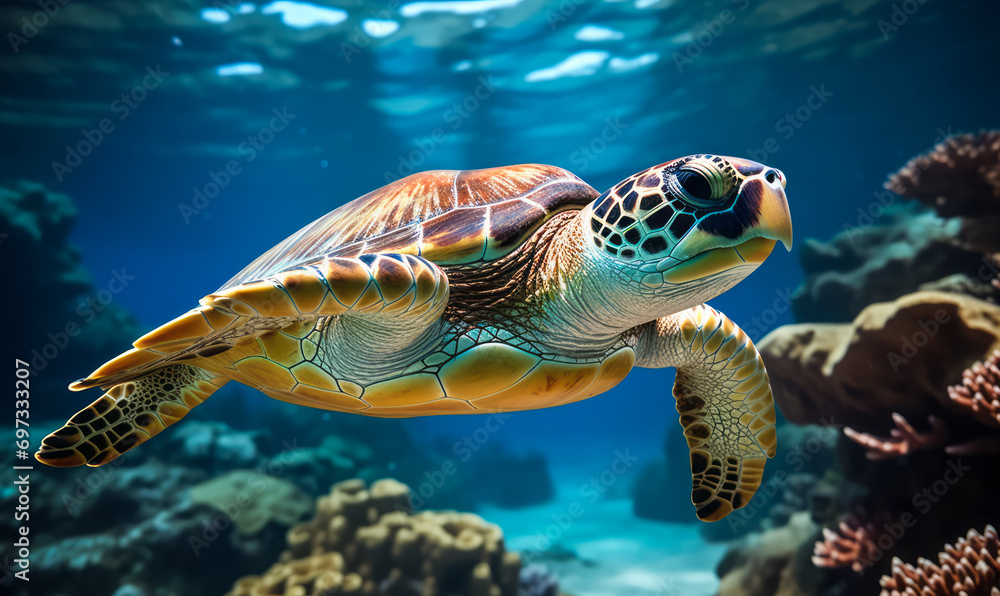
5,0 -> 1000,593
42,0 -> 994,468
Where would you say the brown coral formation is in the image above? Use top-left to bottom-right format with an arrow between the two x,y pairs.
888,131 -> 1000,219
948,351 -> 1000,429
226,478 -> 521,596
879,526 -> 1000,595
888,131 -> 1000,260
759,291 -> 1000,430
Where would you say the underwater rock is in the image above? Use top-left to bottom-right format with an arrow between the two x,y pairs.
159,421 -> 273,471
766,474 -> 818,529
227,478 -> 526,596
715,511 -> 823,596
791,206 -> 988,323
760,291 -> 1000,431
271,434 -> 377,497
518,564 -> 561,596
878,525 -> 1000,596
919,271 -> 1000,302
189,470 -> 313,535
0,451 -> 317,596
1,180 -> 143,417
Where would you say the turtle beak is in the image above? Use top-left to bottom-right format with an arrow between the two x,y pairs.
757,169 -> 793,252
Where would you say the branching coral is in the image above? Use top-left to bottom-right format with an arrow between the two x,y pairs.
948,351 -> 1000,429
844,413 -> 949,460
812,512 -> 895,573
888,131 -> 1000,218
843,411 -> 1000,458
227,478 -> 523,596
879,525 -> 1000,595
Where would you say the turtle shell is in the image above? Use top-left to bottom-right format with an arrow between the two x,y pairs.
68,164 -> 597,392
221,164 -> 598,290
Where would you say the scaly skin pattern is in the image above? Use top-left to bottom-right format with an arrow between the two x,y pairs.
37,156 -> 792,523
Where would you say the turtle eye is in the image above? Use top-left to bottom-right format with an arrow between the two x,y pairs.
677,170 -> 712,202
672,158 -> 735,207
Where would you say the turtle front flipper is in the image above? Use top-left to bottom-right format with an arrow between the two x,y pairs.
37,364 -> 228,467
69,253 -> 450,393
635,305 -> 776,522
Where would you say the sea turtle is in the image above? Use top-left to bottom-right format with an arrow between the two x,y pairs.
38,155 -> 792,522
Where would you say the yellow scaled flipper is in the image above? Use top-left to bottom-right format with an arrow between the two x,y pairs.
636,304 -> 776,522
37,365 -> 228,467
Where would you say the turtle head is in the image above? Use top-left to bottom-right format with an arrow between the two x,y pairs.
586,154 -> 792,288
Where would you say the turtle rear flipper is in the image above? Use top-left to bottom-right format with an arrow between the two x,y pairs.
36,364 -> 227,467
635,305 -> 776,522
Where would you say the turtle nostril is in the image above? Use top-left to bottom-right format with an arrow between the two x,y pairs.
764,170 -> 778,184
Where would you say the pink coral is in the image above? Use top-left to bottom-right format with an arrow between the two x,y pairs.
844,413 -> 948,460
879,525 -> 1000,595
813,513 -> 895,573
948,351 -> 1000,429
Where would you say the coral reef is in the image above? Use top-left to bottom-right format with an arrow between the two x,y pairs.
715,511 -> 824,596
791,206 -> 986,323
948,351 -> 1000,429
844,413 -> 949,460
879,525 -> 1000,596
792,131 -> 1000,323
744,132 -> 1000,596
518,564 -> 561,596
1,181 -> 143,418
887,131 -> 1000,219
811,512 -> 895,573
760,291 -> 1000,431
227,478 -> 525,596
189,470 -> 313,536
162,421 -> 273,471
2,416 -> 557,596
837,351 -> 1000,458
0,457 -> 289,596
